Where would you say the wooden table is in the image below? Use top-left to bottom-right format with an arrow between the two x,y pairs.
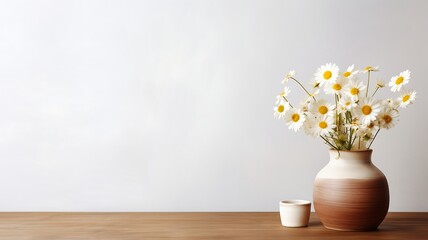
0,212 -> 426,239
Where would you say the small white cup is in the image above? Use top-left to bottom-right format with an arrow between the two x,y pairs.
279,200 -> 311,227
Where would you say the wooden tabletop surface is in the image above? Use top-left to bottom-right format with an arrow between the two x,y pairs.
0,212 -> 426,239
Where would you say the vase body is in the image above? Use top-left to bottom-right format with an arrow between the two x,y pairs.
313,149 -> 389,231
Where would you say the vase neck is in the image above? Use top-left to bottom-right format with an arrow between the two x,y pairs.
329,150 -> 372,164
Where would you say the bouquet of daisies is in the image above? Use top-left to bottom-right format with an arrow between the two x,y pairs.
274,63 -> 416,150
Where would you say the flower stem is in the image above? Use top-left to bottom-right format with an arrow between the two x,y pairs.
368,128 -> 380,149
282,96 -> 294,108
291,77 -> 316,102
371,86 -> 380,98
348,128 -> 353,150
320,135 -> 338,150
351,134 -> 357,145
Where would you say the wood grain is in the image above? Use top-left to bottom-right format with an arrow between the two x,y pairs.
0,212 -> 426,239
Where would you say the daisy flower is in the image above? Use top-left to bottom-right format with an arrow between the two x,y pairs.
364,121 -> 379,131
363,66 -> 379,73
338,95 -> 357,112
308,99 -> 335,117
384,98 -> 400,110
285,109 -> 306,132
343,80 -> 366,100
389,70 -> 410,92
345,120 -> 360,131
324,77 -> 346,95
275,86 -> 291,104
398,90 -> 416,108
377,107 -> 399,129
376,79 -> 386,88
273,101 -> 290,119
342,64 -> 358,79
310,115 -> 336,137
356,126 -> 372,138
282,70 -> 296,84
314,63 -> 339,86
355,98 -> 381,125
299,98 -> 312,112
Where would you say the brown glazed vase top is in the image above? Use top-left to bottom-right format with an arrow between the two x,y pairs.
313,149 -> 389,231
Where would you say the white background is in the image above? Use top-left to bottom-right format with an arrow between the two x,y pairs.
0,0 -> 427,211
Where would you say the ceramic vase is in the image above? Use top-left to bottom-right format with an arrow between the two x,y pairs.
313,149 -> 389,231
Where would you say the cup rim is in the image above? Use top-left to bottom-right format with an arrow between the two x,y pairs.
280,200 -> 311,206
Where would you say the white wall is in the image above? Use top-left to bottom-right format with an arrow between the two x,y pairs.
0,0 -> 427,211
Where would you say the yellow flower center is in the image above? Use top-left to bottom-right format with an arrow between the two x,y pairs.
382,115 -> 392,124
292,113 -> 300,122
319,121 -> 328,129
280,92 -> 285,96
278,105 -> 285,113
318,106 -> 328,114
345,101 -> 351,106
362,105 -> 372,115
350,87 -> 359,95
343,71 -> 351,77
333,84 -> 342,91
402,94 -> 410,102
395,76 -> 404,85
364,66 -> 372,71
323,71 -> 332,80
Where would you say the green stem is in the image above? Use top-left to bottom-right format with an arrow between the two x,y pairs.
346,111 -> 352,124
368,129 -> 380,149
351,134 -> 357,146
320,135 -> 338,150
371,87 -> 380,98
291,77 -> 316,102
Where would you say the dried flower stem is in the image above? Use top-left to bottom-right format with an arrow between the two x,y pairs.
291,77 -> 316,102
368,129 -> 381,149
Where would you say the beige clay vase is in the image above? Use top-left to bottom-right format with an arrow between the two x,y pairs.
313,149 -> 389,231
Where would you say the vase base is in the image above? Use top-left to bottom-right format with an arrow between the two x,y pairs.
323,225 -> 378,232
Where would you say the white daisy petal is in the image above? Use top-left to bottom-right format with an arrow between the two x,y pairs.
308,115 -> 336,137
389,70 -> 410,92
282,70 -> 296,84
363,66 -> 379,73
398,89 -> 416,108
341,64 -> 359,79
376,79 -> 386,88
377,106 -> 399,129
324,77 -> 347,95
284,109 -> 306,132
355,98 -> 381,125
275,86 -> 291,104
343,80 -> 366,100
383,98 -> 400,110
308,99 -> 335,117
273,101 -> 290,119
338,95 -> 357,113
314,63 -> 339,86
